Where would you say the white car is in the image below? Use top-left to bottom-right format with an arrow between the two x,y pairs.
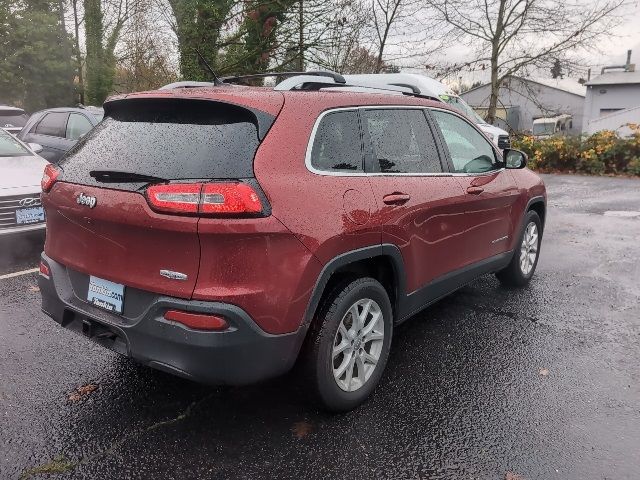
0,105 -> 29,135
344,73 -> 511,149
0,129 -> 48,235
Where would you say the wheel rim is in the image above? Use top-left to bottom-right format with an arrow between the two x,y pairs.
332,298 -> 385,392
519,221 -> 539,276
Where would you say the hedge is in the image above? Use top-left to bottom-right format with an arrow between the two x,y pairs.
512,124 -> 640,176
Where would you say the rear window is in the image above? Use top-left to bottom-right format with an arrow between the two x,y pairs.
0,110 -> 29,128
59,100 -> 264,185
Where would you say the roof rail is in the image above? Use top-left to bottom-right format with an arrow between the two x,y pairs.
273,75 -> 341,91
274,75 -> 439,101
223,70 -> 346,84
158,72 -> 439,102
159,81 -> 218,90
387,83 -> 421,94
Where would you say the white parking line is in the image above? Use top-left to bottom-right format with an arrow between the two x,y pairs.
0,267 -> 39,280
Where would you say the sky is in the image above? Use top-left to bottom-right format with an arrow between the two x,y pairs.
590,0 -> 640,66
404,0 -> 640,87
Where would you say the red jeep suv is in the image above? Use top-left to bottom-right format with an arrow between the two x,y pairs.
38,73 -> 546,411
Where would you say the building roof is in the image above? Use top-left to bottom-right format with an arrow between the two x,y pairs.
461,75 -> 586,97
527,77 -> 586,97
586,70 -> 640,86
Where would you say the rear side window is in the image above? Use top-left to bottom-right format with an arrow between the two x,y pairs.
364,109 -> 442,174
60,99 -> 265,186
310,110 -> 363,172
35,112 -> 68,137
66,113 -> 93,140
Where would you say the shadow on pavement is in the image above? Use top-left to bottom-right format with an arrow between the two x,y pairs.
0,231 -> 45,275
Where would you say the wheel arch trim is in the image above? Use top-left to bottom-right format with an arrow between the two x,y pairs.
302,244 -> 407,328
525,196 -> 546,228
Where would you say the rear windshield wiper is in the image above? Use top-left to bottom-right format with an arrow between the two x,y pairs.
90,170 -> 167,184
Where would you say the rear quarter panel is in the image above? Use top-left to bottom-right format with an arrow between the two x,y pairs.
251,95 -> 385,334
194,216 -> 322,334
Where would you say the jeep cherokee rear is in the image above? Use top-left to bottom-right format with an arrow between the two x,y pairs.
39,76 -> 546,412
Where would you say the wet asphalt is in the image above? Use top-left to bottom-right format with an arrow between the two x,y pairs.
1,173 -> 639,480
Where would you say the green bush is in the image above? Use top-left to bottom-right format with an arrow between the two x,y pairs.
627,157 -> 640,176
576,155 -> 605,175
512,124 -> 640,176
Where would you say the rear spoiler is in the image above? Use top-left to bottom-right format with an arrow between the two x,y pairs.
103,96 -> 276,140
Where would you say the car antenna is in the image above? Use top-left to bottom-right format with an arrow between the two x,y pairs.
195,49 -> 223,85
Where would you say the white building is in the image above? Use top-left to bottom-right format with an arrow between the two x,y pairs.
460,76 -> 586,134
583,56 -> 640,135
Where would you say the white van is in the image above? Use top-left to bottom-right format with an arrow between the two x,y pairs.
532,114 -> 573,139
344,73 -> 511,149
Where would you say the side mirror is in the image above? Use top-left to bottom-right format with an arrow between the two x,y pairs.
504,149 -> 527,169
28,143 -> 43,154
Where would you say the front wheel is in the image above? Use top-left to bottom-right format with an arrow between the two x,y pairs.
302,277 -> 393,412
496,210 -> 542,287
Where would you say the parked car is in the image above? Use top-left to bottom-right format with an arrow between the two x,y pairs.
344,73 -> 512,149
0,105 -> 30,135
38,73 -> 546,411
0,129 -> 48,235
17,106 -> 103,163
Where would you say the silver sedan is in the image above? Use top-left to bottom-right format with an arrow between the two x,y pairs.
0,129 -> 48,235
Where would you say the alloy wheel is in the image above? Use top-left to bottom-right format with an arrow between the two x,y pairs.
520,221 -> 539,275
332,298 -> 385,392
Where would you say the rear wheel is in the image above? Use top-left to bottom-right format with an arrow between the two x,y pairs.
302,277 -> 393,412
496,210 -> 542,287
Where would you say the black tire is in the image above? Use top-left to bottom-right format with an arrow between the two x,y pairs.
496,210 -> 542,287
302,277 -> 393,412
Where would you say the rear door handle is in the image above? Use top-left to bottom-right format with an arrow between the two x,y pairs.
383,193 -> 411,205
466,186 -> 484,195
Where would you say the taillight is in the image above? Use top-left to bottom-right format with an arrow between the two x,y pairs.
41,164 -> 59,192
146,183 -> 201,214
200,183 -> 262,215
146,182 -> 264,216
164,310 -> 228,331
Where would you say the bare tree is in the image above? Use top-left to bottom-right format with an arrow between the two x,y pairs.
371,0 -> 404,72
305,0 -> 371,72
431,0 -> 628,123
114,0 -> 178,92
370,0 -> 447,73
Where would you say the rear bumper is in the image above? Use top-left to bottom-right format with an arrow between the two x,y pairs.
38,254 -> 306,385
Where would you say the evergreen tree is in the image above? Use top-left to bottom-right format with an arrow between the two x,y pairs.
551,58 -> 563,79
83,0 -> 130,104
0,0 -> 75,111
168,0 -> 236,80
